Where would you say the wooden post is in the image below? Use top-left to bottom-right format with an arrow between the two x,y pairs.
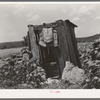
28,25 -> 39,60
27,31 -> 31,51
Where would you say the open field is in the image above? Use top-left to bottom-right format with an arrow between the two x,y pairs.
0,47 -> 24,59
0,41 -> 26,49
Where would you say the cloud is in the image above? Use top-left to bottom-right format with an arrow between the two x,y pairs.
27,14 -> 40,21
61,9 -> 67,13
70,5 -> 96,17
95,16 -> 100,20
0,12 -> 9,17
13,5 -> 26,15
72,17 -> 80,22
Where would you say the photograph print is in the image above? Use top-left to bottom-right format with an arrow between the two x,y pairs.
0,2 -> 99,89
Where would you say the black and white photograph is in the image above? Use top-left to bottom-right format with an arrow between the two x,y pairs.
0,2 -> 100,90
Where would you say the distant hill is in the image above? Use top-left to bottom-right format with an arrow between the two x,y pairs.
77,34 -> 100,43
0,41 -> 26,49
0,34 -> 100,49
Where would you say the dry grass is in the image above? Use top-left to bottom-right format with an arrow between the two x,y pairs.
0,47 -> 24,59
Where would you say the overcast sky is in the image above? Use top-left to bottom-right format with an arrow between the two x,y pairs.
0,3 -> 100,42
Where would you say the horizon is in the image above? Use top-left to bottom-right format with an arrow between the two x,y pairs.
0,33 -> 100,43
0,3 -> 100,42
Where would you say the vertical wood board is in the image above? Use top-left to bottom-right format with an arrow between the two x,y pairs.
28,25 -> 39,60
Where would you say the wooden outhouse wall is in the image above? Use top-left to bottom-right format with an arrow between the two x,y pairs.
27,31 -> 31,51
54,20 -> 81,74
28,25 -> 39,60
27,19 -> 81,75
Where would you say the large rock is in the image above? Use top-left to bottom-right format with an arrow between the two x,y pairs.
62,61 -> 86,84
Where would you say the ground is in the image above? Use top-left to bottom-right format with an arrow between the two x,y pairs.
0,47 -> 25,89
0,42 -> 99,89
0,47 -> 23,59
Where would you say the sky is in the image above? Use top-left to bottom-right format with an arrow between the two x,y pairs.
0,3 -> 100,42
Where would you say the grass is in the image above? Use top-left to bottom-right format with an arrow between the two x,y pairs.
0,47 -> 24,59
0,41 -> 26,49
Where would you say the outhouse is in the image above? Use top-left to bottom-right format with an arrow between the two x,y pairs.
27,19 -> 81,77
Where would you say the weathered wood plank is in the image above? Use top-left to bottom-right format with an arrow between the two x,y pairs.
63,21 -> 77,66
28,25 -> 39,60
27,31 -> 31,51
69,26 -> 82,68
55,20 -> 71,74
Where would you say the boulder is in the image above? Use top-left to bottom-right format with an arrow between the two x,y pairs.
62,61 -> 86,84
